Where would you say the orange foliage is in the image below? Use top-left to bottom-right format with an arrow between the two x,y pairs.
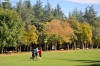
47,19 -> 74,42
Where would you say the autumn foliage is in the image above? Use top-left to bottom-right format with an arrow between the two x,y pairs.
47,19 -> 74,43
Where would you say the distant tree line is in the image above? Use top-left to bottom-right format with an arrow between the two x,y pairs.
0,0 -> 100,54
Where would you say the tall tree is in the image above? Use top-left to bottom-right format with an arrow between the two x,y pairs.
1,0 -> 12,9
69,8 -> 84,23
80,22 -> 92,49
84,5 -> 99,49
16,0 -> 23,17
46,19 -> 74,50
84,5 -> 97,25
33,0 -> 43,22
22,25 -> 38,51
53,4 -> 65,21
0,7 -> 25,54
43,1 -> 53,22
67,16 -> 81,49
22,0 -> 34,25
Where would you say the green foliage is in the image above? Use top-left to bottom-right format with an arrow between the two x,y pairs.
69,8 -> 85,23
0,7 -> 25,47
32,22 -> 47,33
16,0 -> 34,26
68,16 -> 81,34
1,0 -> 12,9
42,1 -> 53,22
93,36 -> 100,45
33,0 -> 44,22
48,34 -> 63,44
84,5 -> 97,25
53,4 -> 65,21
16,0 -> 23,17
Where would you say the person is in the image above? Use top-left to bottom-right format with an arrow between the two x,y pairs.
34,46 -> 38,61
38,47 -> 42,60
30,48 -> 35,60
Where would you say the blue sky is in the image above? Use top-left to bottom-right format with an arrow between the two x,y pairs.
7,0 -> 100,17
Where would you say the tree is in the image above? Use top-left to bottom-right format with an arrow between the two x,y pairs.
84,6 -> 99,49
92,21 -> 100,49
32,22 -> 48,49
84,5 -> 97,25
22,25 -> 38,51
33,0 -> 43,22
93,36 -> 100,49
42,1 -> 53,22
67,16 -> 81,49
53,4 -> 65,21
80,22 -> 92,49
68,8 -> 84,23
46,19 -> 74,50
1,0 -> 12,9
0,7 -> 25,54
22,0 -> 34,25
16,0 -> 23,17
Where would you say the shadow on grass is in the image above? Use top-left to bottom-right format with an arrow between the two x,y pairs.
58,59 -> 100,66
76,60 -> 100,66
76,60 -> 100,63
76,64 -> 100,66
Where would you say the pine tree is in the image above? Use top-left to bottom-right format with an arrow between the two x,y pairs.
1,0 -> 12,9
22,0 -> 34,25
84,5 -> 97,25
53,4 -> 65,21
43,1 -> 53,22
33,0 -> 43,22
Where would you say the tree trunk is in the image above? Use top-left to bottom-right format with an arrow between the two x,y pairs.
27,45 -> 29,51
74,41 -> 76,50
91,44 -> 94,49
46,44 -> 48,51
96,45 -> 99,49
86,43 -> 88,49
19,44 -> 21,52
44,44 -> 46,51
0,47 -> 3,54
84,42 -> 86,49
82,42 -> 84,50
67,44 -> 70,50
54,42 -> 57,50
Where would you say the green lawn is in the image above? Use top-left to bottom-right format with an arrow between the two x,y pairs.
0,49 -> 100,66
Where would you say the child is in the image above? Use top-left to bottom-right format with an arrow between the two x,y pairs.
38,47 -> 42,60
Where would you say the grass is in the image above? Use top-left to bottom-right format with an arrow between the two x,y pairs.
0,49 -> 100,66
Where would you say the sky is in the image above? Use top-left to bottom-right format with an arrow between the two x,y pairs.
2,0 -> 100,17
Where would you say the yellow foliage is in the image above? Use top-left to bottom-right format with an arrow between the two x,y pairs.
22,25 -> 38,44
81,22 -> 92,44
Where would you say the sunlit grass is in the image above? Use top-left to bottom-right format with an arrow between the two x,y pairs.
0,49 -> 100,66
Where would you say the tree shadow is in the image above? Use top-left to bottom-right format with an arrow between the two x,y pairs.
76,60 -> 100,66
76,60 -> 100,63
76,64 -> 100,66
58,59 -> 100,66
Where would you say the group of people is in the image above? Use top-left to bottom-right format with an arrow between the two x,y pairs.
30,46 -> 42,61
